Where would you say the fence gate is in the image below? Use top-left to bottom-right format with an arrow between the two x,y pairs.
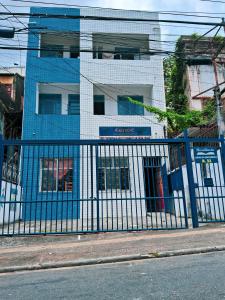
0,138 -> 189,236
189,137 -> 225,224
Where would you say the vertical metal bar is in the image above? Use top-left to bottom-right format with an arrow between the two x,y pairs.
7,144 -> 15,234
96,144 -> 100,232
135,144 -> 143,229
24,145 -> 30,234
220,135 -> 225,186
117,145 -> 124,230
34,145 -> 40,234
184,130 -> 199,228
66,146 -> 69,233
86,145 -> 89,231
104,145 -> 109,231
177,144 -> 189,228
45,145 -> 50,234
113,144 -> 118,231
50,145 -> 55,233
55,145 -> 59,233
127,144 -> 133,230
18,144 -> 24,235
28,145 -> 35,234
81,145 -> 84,232
131,144 -> 138,230
0,134 -> 4,235
161,144 -> 169,229
90,145 -> 94,231
122,145 -> 128,230
108,146 -> 114,231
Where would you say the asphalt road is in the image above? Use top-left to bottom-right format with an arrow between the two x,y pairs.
1,252 -> 225,300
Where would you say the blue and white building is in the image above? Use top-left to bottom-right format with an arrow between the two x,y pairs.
22,6 -> 166,223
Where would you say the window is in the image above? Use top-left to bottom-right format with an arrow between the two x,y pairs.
98,157 -> 129,191
68,94 -> 80,115
40,158 -> 73,192
39,94 -> 62,114
118,96 -> 144,115
114,47 -> 140,60
94,95 -> 105,115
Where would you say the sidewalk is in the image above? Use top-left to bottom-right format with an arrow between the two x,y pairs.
0,224 -> 225,272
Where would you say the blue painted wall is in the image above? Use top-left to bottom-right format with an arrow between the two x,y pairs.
22,7 -> 81,221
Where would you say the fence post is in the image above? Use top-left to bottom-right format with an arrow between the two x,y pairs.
95,145 -> 100,232
0,134 -> 4,193
220,135 -> 225,186
184,130 -> 199,228
90,145 -> 94,231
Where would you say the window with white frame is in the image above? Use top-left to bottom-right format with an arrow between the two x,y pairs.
98,157 -> 130,191
40,158 -> 73,192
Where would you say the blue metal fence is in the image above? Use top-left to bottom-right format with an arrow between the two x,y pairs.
1,136 -> 225,236
0,138 -> 190,236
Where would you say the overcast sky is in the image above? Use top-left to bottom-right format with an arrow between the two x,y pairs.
1,0 -> 225,67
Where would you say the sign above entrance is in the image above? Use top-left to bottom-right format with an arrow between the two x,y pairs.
194,147 -> 218,163
99,127 -> 151,139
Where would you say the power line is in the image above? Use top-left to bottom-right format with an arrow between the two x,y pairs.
0,5 -> 166,132
6,0 -> 225,17
0,3 -> 23,72
0,45 -> 174,56
200,0 -> 225,3
0,11 -> 224,27
0,64 -> 165,137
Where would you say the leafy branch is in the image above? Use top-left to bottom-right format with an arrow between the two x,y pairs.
127,97 -> 216,134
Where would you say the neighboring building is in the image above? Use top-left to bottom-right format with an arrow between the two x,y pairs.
22,7 -> 166,222
179,35 -> 225,111
0,67 -> 24,138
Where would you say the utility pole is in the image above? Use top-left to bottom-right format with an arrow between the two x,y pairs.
212,18 -> 225,136
212,60 -> 225,136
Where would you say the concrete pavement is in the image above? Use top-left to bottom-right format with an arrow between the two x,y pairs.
1,224 -> 225,272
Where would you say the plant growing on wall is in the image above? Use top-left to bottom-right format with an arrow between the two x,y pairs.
128,97 -> 216,134
164,38 -> 188,114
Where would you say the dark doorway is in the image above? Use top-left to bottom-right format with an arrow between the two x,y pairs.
143,157 -> 164,213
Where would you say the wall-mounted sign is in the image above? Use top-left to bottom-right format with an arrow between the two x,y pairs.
194,147 -> 218,163
99,127 -> 151,139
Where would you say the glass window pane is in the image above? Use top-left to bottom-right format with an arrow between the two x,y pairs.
68,94 -> 80,115
114,157 -> 128,167
39,94 -> 62,114
41,159 -> 57,169
118,96 -> 130,115
58,159 -> 73,191
118,96 -> 144,115
120,168 -> 129,190
41,170 -> 57,191
98,168 -> 105,191
106,168 -> 120,189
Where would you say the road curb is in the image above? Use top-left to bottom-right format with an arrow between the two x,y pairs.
1,245 -> 225,274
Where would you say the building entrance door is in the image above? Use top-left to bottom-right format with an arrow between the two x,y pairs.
143,157 -> 164,213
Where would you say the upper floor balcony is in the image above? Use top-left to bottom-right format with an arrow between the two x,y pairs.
92,33 -> 150,61
38,32 -> 151,61
40,32 -> 80,59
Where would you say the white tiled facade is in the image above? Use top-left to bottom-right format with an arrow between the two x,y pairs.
79,7 -> 166,139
